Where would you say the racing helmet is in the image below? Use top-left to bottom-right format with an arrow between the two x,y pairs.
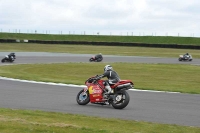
186,53 -> 189,55
104,65 -> 113,72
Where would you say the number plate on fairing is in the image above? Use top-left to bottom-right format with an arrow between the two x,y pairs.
88,86 -> 102,94
88,86 -> 104,102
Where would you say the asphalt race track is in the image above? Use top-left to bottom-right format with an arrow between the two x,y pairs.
0,52 -> 200,127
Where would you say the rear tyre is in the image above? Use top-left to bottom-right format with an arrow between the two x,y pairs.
97,57 -> 103,62
76,89 -> 90,105
111,90 -> 130,109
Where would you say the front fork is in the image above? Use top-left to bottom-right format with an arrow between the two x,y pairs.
83,87 -> 88,92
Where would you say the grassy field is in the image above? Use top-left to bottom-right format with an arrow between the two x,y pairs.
1,33 -> 200,45
0,108 -> 200,133
0,63 -> 199,94
1,43 -> 200,58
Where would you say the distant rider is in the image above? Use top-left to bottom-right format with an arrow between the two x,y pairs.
96,65 -> 120,95
183,53 -> 190,58
7,53 -> 16,60
95,53 -> 103,61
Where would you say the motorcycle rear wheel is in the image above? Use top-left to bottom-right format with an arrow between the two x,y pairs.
76,89 -> 90,105
97,57 -> 103,62
111,90 -> 130,109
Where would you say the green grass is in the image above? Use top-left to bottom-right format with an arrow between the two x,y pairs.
1,33 -> 200,45
0,108 -> 200,133
1,43 -> 200,58
0,63 -> 200,94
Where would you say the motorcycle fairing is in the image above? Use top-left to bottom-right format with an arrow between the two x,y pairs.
88,86 -> 103,94
86,85 -> 104,103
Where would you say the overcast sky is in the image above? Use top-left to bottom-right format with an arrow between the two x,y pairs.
0,0 -> 200,37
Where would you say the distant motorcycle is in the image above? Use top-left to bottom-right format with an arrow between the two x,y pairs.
1,53 -> 16,63
178,54 -> 192,61
89,55 -> 103,62
76,75 -> 134,109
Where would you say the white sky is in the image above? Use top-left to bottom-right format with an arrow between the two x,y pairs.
0,0 -> 200,37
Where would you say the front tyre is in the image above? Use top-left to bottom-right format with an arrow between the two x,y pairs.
76,89 -> 90,105
178,58 -> 182,61
111,90 -> 130,109
1,58 -> 5,63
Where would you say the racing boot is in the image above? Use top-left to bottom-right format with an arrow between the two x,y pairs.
105,85 -> 112,93
104,85 -> 112,97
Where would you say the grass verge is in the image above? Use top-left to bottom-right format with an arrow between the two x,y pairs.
0,63 -> 199,94
0,108 -> 200,133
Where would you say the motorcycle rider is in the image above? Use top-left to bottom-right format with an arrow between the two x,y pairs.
6,53 -> 16,60
96,65 -> 120,95
183,53 -> 190,58
95,53 -> 103,61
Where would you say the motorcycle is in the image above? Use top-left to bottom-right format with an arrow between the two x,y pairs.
76,75 -> 134,109
1,53 -> 16,63
178,54 -> 192,61
89,56 -> 103,62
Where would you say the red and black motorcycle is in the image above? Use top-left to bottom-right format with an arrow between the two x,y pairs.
76,75 -> 134,109
89,56 -> 103,62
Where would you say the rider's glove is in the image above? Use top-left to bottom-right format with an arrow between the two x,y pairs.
96,75 -> 103,80
96,77 -> 101,80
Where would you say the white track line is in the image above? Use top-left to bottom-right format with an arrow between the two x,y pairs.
0,76 -> 180,94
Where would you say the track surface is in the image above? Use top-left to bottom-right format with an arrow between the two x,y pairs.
0,52 -> 200,127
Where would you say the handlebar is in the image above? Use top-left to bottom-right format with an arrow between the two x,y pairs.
85,75 -> 100,84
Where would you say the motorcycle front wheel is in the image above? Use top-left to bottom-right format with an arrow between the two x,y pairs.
111,90 -> 130,109
1,58 -> 5,63
76,89 -> 90,105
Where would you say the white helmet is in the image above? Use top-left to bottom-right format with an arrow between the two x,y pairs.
104,65 -> 113,72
